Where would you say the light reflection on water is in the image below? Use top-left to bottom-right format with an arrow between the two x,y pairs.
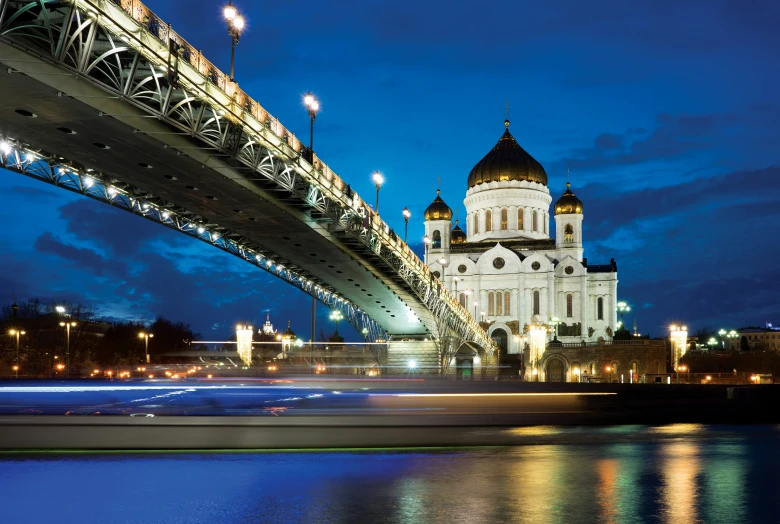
0,425 -> 776,524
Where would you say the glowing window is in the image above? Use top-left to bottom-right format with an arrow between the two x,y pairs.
501,208 -> 508,230
566,294 -> 573,318
488,292 -> 495,316
533,210 -> 538,232
517,208 -> 524,230
504,291 -> 511,316
597,297 -> 604,320
486,210 -> 492,232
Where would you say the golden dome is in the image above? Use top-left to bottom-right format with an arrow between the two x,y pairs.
424,189 -> 453,221
554,182 -> 583,215
467,121 -> 548,188
451,220 -> 467,244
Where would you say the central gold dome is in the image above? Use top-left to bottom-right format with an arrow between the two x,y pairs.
467,121 -> 548,188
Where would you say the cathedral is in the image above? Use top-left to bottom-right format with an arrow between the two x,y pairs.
424,119 -> 620,377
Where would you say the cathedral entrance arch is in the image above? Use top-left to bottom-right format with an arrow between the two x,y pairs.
547,358 -> 564,382
490,328 -> 508,355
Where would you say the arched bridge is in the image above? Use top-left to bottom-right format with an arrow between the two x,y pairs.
0,0 -> 493,355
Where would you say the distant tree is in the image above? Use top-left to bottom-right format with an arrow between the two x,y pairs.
613,326 -> 632,341
147,316 -> 198,354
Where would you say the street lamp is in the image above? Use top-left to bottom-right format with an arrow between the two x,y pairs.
677,364 -> 688,384
616,301 -> 631,327
11,365 -> 18,379
423,234 -> 431,263
59,321 -> 76,378
138,332 -> 154,364
453,276 -> 460,297
329,310 -> 343,335
605,365 -> 613,383
438,257 -> 448,290
550,317 -> 561,341
727,330 -> 738,350
9,329 -> 25,375
303,92 -> 320,163
223,2 -> 245,81
718,329 -> 726,349
473,300 -> 478,320
372,171 -> 384,213
402,207 -> 411,243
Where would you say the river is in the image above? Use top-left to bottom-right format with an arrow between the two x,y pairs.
0,424 -> 777,523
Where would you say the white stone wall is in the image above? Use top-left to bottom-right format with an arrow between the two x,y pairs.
464,180 -> 552,242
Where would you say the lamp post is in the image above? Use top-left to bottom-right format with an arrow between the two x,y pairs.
473,301 -> 478,320
718,329 -> 726,349
670,324 -> 688,373
605,365 -> 613,383
453,276 -> 460,297
138,332 -> 154,364
423,234 -> 431,263
372,171 -> 384,213
304,92 -> 319,162
402,207 -> 411,243
9,329 -> 25,376
550,316 -> 561,341
727,330 -> 738,350
59,321 -> 76,378
438,256 -> 448,290
677,364 -> 688,384
223,2 -> 245,81
616,301 -> 631,328
329,310 -> 343,335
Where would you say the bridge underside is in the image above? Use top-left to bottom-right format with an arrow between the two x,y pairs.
0,40 -> 434,338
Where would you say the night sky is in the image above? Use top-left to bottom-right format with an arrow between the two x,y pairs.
1,0 -> 778,341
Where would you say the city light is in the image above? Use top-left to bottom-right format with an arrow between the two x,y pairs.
372,171 -> 384,213
407,359 -> 417,370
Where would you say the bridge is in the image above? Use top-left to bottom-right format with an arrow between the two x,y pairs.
0,0 -> 494,372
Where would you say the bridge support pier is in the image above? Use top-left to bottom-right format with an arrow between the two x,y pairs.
386,340 -> 440,375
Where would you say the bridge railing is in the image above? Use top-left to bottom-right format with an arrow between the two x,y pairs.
103,0 -> 492,347
3,0 -> 492,350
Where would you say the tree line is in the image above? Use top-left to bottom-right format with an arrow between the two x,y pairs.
0,298 -> 198,376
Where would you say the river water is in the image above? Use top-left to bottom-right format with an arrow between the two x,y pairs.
0,425 -> 778,523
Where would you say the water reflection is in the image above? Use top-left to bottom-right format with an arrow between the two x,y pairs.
0,426 -> 773,524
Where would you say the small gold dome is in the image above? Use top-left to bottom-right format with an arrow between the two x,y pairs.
451,220 -> 466,244
554,182 -> 583,215
424,189 -> 453,221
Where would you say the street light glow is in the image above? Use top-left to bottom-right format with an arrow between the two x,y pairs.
403,207 -> 411,219
224,3 -> 236,20
372,171 -> 384,186
56,306 -> 65,313
232,15 -> 244,30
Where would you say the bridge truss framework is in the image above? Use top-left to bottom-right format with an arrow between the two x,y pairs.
0,0 -> 495,355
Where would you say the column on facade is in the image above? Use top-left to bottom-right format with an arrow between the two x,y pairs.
580,277 -> 589,340
547,271 -> 555,320
509,205 -> 517,232
612,280 -> 619,331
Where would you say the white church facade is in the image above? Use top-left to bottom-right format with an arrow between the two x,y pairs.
423,119 -> 619,365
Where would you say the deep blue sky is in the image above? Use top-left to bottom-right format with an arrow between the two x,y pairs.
1,0 -> 778,340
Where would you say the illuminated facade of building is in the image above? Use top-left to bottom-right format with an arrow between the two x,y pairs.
424,119 -> 623,380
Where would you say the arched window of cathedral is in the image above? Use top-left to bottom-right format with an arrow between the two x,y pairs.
566,294 -> 573,318
486,210 -> 492,232
597,297 -> 604,320
533,290 -> 540,316
496,291 -> 503,316
533,210 -> 538,232
504,291 -> 511,316
564,224 -> 574,243
488,292 -> 495,316
432,230 -> 441,248
500,208 -> 508,230
517,208 -> 524,230
474,213 -> 479,234
459,293 -> 467,307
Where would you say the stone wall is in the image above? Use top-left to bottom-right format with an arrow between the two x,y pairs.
537,340 -> 667,382
386,340 -> 440,375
